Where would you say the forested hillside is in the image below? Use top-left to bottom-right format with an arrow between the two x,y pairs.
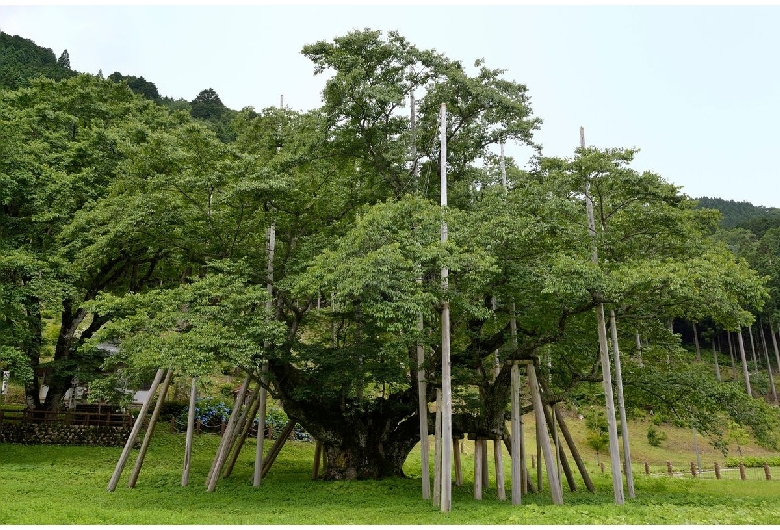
0,32 -> 75,89
1,29 -> 779,499
0,31 -> 237,142
696,196 -> 780,231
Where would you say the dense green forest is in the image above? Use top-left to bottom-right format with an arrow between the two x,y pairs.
1,30 -> 779,492
696,196 -> 780,231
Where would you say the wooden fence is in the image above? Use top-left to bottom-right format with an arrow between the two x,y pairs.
0,408 -> 133,428
593,460 -> 775,481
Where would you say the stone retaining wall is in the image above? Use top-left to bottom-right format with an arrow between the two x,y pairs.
0,423 -> 134,446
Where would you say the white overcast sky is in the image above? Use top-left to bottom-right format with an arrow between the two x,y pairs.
2,3 -> 779,208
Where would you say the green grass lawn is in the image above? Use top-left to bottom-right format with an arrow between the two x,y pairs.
2,429 -> 780,525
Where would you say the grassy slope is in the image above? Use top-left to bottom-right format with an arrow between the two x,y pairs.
1,412 -> 779,524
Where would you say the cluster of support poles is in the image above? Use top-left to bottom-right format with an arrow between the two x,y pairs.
107,366 -> 297,493
419,361 -> 596,509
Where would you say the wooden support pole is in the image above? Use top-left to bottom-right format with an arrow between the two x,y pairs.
453,438 -> 463,486
510,362 -> 522,505
182,376 -> 197,486
206,374 -> 250,492
439,102 -> 452,514
536,430 -> 542,492
417,317 -> 430,499
610,310 -> 635,499
582,126 -> 623,506
481,438 -> 489,488
541,403 -> 576,492
552,402 -> 595,493
223,384 -> 262,478
739,463 -> 746,480
433,389 -> 442,507
525,469 -> 537,494
128,368 -> 173,488
411,82 -> 430,502
528,364 -> 563,505
494,438 -> 506,501
473,439 -> 483,500
519,414 -> 528,496
107,368 -> 165,492
261,419 -> 295,479
253,362 -> 268,487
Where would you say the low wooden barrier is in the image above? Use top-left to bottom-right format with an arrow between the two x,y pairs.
0,409 -> 132,428
0,408 -> 134,446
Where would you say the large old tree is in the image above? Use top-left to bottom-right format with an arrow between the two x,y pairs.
3,30 -> 777,480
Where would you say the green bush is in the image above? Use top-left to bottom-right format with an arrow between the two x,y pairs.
725,456 -> 780,468
159,400 -> 188,419
647,424 -> 667,447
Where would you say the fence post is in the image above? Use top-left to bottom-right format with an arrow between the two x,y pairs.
666,461 -> 673,476
739,463 -> 746,480
644,462 -> 649,475
714,462 -> 721,480
690,462 -> 697,478
764,463 -> 772,480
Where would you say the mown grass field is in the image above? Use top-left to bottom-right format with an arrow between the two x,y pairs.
2,412 -> 780,525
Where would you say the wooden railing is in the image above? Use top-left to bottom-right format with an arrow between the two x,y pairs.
0,409 -> 133,428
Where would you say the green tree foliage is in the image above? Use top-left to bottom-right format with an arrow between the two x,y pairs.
584,407 -> 611,462
190,87 -> 226,120
696,196 -> 780,230
1,30 -> 775,479
107,71 -> 160,101
533,146 -> 771,450
56,49 -> 70,69
0,32 -> 74,89
749,227 -> 780,316
0,74 -> 190,408
189,88 -> 236,142
646,424 -> 667,447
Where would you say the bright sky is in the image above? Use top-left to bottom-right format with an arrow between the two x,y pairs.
2,3 -> 779,208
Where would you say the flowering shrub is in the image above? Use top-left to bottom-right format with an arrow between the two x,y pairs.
177,399 -> 312,441
254,406 -> 312,441
177,397 -> 231,431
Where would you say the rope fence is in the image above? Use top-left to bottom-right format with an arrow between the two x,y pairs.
633,461 -> 775,481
